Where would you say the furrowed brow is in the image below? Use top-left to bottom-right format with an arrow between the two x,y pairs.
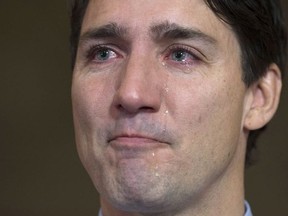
79,22 -> 128,43
150,21 -> 217,46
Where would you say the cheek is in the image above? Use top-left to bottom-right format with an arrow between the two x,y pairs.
71,75 -> 114,161
165,78 -> 215,128
72,75 -> 113,130
167,76 -> 245,150
72,76 -> 114,177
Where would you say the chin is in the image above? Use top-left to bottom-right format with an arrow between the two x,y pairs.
99,163 -> 177,212
106,191 -> 173,213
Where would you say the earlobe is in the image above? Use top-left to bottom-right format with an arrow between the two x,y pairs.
244,63 -> 282,130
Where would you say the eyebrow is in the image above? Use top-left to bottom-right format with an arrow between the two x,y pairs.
80,22 -> 128,43
150,21 -> 217,45
79,21 -> 217,48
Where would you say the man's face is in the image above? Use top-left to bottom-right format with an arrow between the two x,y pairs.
72,0 -> 249,212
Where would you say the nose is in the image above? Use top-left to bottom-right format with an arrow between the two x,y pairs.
113,55 -> 162,114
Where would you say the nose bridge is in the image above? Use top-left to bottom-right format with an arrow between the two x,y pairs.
113,49 -> 162,113
124,52 -> 152,88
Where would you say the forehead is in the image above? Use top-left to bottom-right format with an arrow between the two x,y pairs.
79,0 -> 242,67
81,0 -> 234,40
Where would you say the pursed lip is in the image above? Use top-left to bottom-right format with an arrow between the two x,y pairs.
108,133 -> 170,149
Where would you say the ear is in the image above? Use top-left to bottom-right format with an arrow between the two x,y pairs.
244,63 -> 282,130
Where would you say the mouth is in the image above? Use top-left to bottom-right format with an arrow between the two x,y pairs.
108,133 -> 170,150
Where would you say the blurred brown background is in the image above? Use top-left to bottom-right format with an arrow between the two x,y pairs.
0,1 -> 287,215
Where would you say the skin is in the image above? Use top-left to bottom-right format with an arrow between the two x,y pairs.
71,0 -> 282,215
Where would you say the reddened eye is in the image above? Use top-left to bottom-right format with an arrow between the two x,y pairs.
163,44 -> 203,68
86,45 -> 119,63
168,48 -> 200,64
161,45 -> 207,73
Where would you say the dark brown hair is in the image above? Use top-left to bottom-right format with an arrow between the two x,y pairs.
69,0 -> 287,165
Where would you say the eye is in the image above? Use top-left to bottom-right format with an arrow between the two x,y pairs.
171,50 -> 192,62
86,45 -> 119,63
164,45 -> 202,66
95,48 -> 116,61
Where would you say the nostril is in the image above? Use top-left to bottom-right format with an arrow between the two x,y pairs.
139,106 -> 155,112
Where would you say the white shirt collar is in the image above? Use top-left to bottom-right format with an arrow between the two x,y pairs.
98,201 -> 253,216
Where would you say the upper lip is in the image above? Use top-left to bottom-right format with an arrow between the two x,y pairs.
106,120 -> 173,145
